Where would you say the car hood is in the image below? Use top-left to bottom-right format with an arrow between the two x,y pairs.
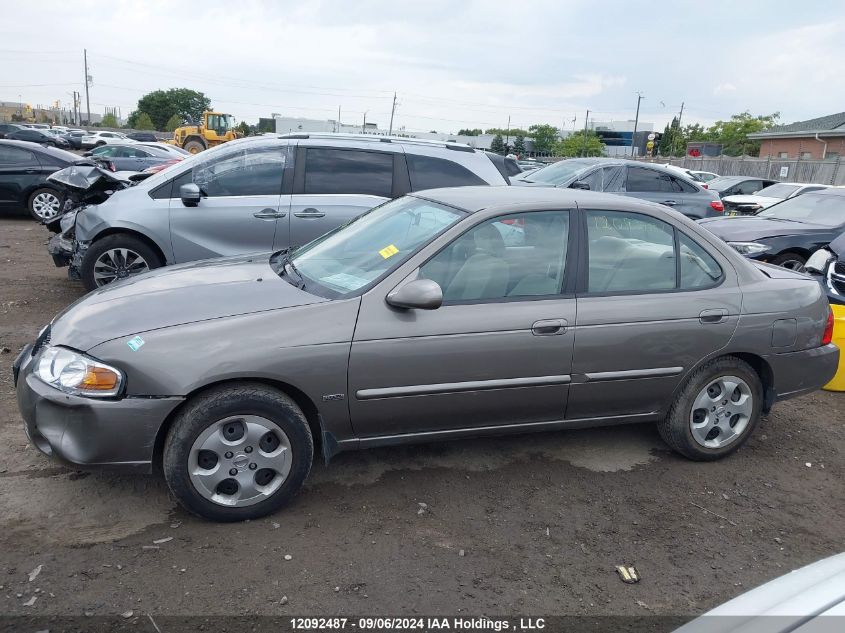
698,216 -> 825,241
49,254 -> 324,351
722,194 -> 782,206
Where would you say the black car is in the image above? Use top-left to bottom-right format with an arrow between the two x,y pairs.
698,188 -> 845,270
62,130 -> 87,150
706,175 -> 779,198
0,140 -> 79,220
0,123 -> 25,139
6,128 -> 71,149
125,132 -> 158,142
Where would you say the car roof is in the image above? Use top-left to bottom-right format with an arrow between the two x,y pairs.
0,139 -> 77,162
411,184 -> 660,214
811,187 -> 845,196
275,132 -> 477,152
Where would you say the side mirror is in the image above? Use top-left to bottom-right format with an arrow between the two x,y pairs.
571,180 -> 590,190
386,278 -> 443,310
180,183 -> 202,207
82,151 -> 92,157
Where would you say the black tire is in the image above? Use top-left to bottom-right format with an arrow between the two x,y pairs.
658,356 -> 763,461
80,233 -> 164,291
27,187 -> 64,221
769,251 -> 806,271
183,138 -> 206,154
163,383 -> 314,522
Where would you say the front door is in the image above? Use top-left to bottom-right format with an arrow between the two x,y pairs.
349,209 -> 577,437
568,207 -> 741,420
169,144 -> 291,262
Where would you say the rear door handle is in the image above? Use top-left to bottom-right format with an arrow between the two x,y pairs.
253,208 -> 286,219
532,319 -> 567,336
699,308 -> 728,324
294,207 -> 326,218
661,200 -> 678,206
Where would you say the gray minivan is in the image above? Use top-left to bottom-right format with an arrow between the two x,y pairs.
49,134 -> 510,290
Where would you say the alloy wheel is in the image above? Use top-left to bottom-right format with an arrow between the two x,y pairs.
777,259 -> 805,271
31,192 -> 62,219
689,375 -> 753,449
92,248 -> 150,286
188,415 -> 292,507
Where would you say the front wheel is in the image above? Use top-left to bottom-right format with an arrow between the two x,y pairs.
27,187 -> 63,221
658,356 -> 763,460
163,383 -> 314,521
183,139 -> 206,154
80,234 -> 163,290
770,252 -> 806,271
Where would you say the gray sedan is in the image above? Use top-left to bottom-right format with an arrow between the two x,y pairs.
514,157 -> 724,219
84,143 -> 179,172
14,187 -> 838,521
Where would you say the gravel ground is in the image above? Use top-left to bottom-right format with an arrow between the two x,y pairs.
0,216 -> 843,620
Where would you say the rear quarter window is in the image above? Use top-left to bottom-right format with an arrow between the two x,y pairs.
407,154 -> 487,190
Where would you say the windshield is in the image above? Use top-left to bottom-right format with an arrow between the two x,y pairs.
521,158 -> 601,185
755,183 -> 799,199
706,177 -> 742,191
290,197 -> 465,297
758,193 -> 845,227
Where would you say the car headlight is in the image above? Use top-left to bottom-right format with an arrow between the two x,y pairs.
805,248 -> 835,274
728,242 -> 772,256
35,346 -> 123,397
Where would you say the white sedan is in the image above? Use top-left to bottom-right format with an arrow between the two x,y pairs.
81,131 -> 137,148
722,182 -> 831,215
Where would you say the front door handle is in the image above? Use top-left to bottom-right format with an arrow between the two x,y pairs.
699,308 -> 728,324
253,208 -> 286,219
24,168 -> 39,174
661,200 -> 678,206
294,207 -> 326,218
532,319 -> 567,336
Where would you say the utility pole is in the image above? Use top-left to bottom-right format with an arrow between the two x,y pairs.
674,101 -> 685,156
631,92 -> 643,157
582,109 -> 590,157
337,105 -> 341,132
388,92 -> 397,136
362,111 -> 367,134
505,115 -> 511,148
83,48 -> 91,126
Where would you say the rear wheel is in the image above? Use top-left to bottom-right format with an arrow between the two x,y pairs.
80,234 -> 163,290
163,383 -> 314,521
658,356 -> 763,460
770,252 -> 806,271
27,188 -> 63,221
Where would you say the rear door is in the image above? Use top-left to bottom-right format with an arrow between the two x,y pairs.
0,145 -> 41,209
285,143 -> 399,249
168,143 -> 292,262
624,166 -> 707,218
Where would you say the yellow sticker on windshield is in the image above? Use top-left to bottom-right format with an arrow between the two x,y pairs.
379,244 -> 399,259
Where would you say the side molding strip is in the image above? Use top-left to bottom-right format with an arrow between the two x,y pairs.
356,375 -> 571,400
584,366 -> 683,381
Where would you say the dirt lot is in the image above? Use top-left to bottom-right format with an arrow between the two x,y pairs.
0,216 -> 843,620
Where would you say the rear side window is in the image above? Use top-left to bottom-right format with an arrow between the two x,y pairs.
304,148 -> 392,197
407,154 -> 486,190
626,167 -> 685,193
0,146 -> 35,163
679,233 -> 722,289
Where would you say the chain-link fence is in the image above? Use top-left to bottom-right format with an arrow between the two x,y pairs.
635,155 -> 845,186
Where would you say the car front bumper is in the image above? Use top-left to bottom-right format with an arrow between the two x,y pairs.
13,343 -> 183,473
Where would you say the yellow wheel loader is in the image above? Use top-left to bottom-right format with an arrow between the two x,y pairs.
169,112 -> 240,154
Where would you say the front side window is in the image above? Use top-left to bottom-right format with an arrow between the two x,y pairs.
586,210 -> 676,293
193,146 -> 286,197
289,197 -> 463,297
407,154 -> 486,190
420,211 -> 570,302
304,148 -> 393,197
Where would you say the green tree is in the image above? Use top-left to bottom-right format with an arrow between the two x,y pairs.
704,111 -> 779,156
457,128 -> 483,136
164,113 -> 184,132
485,127 -> 530,137
134,112 -> 156,131
682,123 -> 709,142
555,131 -> 605,157
513,135 -> 526,156
236,121 -> 251,136
127,88 -> 211,131
100,112 -> 119,128
529,124 -> 559,154
490,134 -> 505,154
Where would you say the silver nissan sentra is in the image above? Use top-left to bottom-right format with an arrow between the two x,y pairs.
14,187 -> 839,521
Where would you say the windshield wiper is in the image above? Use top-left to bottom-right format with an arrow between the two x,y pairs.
270,249 -> 306,289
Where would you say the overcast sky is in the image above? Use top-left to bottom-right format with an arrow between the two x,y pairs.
1,0 -> 843,133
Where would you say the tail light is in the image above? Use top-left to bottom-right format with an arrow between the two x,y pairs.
710,200 -> 724,213
702,183 -> 709,189
822,307 -> 834,345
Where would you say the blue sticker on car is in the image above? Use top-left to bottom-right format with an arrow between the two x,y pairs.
127,336 -> 145,352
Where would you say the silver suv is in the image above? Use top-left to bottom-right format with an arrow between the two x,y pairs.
51,134 -> 510,289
